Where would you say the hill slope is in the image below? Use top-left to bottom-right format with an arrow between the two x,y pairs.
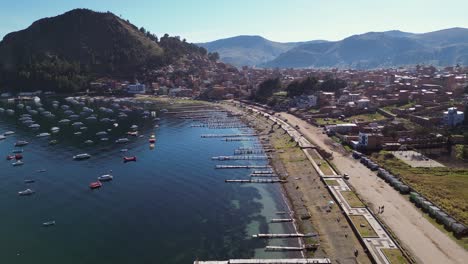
263,28 -> 468,69
198,35 -> 323,67
0,9 -> 205,92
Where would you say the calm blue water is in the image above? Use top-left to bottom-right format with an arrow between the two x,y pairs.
0,98 -> 300,263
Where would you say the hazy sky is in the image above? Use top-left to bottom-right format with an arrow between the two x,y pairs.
1,0 -> 467,43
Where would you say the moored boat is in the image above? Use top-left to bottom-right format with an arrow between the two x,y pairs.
89,181 -> 102,189
73,153 -> 91,160
18,188 -> 34,196
24,179 -> 35,183
98,174 -> 113,182
42,221 -> 56,227
115,138 -> 129,144
12,160 -> 24,166
123,156 -> 137,162
15,140 -> 29,146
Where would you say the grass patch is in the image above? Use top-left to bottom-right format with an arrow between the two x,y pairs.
341,191 -> 365,208
315,118 -> 347,126
381,248 -> 408,264
349,215 -> 378,237
372,151 -> 468,225
325,179 -> 340,186
348,112 -> 386,122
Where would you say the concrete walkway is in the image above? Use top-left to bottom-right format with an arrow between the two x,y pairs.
274,110 -> 468,264
246,106 -> 401,264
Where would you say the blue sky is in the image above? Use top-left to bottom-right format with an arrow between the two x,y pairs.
1,0 -> 467,43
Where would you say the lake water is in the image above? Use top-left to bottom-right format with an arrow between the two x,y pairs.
0,98 -> 300,263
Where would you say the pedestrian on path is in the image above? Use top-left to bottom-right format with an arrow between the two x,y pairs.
381,205 -> 385,213
377,206 -> 381,214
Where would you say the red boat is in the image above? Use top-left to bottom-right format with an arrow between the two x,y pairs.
15,154 -> 23,160
89,181 -> 102,189
149,138 -> 156,143
127,131 -> 138,137
6,155 -> 15,160
123,156 -> 137,162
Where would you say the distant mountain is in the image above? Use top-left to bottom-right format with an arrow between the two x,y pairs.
263,28 -> 468,69
198,35 -> 325,67
0,9 -> 206,92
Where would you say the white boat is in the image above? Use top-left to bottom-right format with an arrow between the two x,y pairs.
73,153 -> 91,160
15,140 -> 29,146
36,132 -> 51,137
58,119 -> 71,124
29,124 -> 40,129
18,189 -> 34,196
0,135 -> 5,140
98,174 -> 113,182
51,127 -> 60,133
43,221 -> 56,227
120,149 -> 128,152
84,140 -> 94,145
115,138 -> 129,144
13,160 -> 24,166
96,131 -> 108,136
74,132 -> 82,136
3,131 -> 15,136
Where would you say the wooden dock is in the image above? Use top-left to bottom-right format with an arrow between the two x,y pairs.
250,173 -> 278,177
193,258 -> 331,264
252,233 -> 317,238
252,170 -> 274,174
270,218 -> 293,223
225,179 -> 286,184
265,246 -> 305,251
212,156 -> 268,161
215,165 -> 272,169
234,149 -> 265,155
201,134 -> 257,138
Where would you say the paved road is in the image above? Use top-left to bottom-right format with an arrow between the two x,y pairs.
278,112 -> 468,264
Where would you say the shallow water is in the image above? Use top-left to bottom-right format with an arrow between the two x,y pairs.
0,98 -> 300,263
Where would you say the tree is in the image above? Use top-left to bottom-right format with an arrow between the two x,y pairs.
139,27 -> 146,34
208,52 -> 219,61
254,78 -> 281,103
286,77 -> 318,97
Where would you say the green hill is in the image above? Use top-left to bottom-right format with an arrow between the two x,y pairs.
0,9 -> 206,92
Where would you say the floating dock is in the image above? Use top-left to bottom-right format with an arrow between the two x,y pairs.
270,219 -> 293,223
225,179 -> 286,184
252,170 -> 274,174
234,149 -> 265,155
215,165 -> 272,169
250,173 -> 278,177
212,156 -> 268,161
252,233 -> 317,238
193,258 -> 331,264
265,246 -> 305,252
201,134 -> 257,138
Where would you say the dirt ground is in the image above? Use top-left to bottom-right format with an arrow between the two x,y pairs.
240,109 -> 372,264
278,111 -> 468,264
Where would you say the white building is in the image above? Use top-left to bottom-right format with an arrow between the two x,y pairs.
443,107 -> 464,127
127,83 -> 146,94
325,123 -> 357,134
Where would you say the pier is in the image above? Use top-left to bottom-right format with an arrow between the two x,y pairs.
250,173 -> 278,177
265,246 -> 305,251
234,149 -> 265,155
193,259 -> 331,264
270,218 -> 293,223
252,170 -> 274,174
201,134 -> 257,138
252,233 -> 317,238
212,155 -> 268,160
225,179 -> 286,184
215,165 -> 272,169
224,138 -> 257,141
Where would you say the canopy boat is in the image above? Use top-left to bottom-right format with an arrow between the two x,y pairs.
18,188 -> 34,196
15,154 -> 23,160
6,155 -> 15,160
24,179 -> 35,183
12,149 -> 23,153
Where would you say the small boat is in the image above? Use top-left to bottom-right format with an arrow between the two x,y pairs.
120,149 -> 128,152
24,179 -> 35,183
49,139 -> 58,145
0,135 -> 6,140
15,140 -> 29,147
73,153 -> 91,160
3,131 -> 15,136
74,131 -> 82,136
36,132 -> 51,137
130,125 -> 138,130
84,140 -> 94,145
18,188 -> 34,196
12,149 -> 24,153
127,131 -> 138,137
42,221 -> 56,227
12,160 -> 24,166
98,174 -> 113,182
36,169 -> 46,173
154,124 -> 160,128
149,138 -> 156,143
101,137 -> 109,141
89,181 -> 102,189
51,127 -> 60,133
6,155 -> 15,160
123,156 -> 137,162
15,154 -> 23,160
115,138 -> 129,144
